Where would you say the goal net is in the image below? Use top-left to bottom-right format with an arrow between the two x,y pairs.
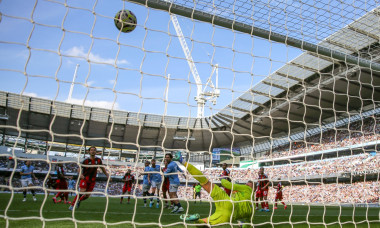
0,0 -> 379,227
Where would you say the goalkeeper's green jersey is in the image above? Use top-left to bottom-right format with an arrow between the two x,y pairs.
221,179 -> 253,220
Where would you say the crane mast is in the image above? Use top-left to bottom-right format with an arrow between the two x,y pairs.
170,14 -> 219,118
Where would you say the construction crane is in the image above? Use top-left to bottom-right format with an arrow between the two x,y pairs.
170,14 -> 220,118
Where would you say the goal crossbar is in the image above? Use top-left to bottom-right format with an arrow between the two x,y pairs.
125,0 -> 380,72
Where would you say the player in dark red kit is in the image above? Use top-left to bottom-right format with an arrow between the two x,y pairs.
257,167 -> 270,212
69,146 -> 109,210
220,163 -> 231,195
274,179 -> 287,210
120,169 -> 135,204
53,163 -> 69,204
161,159 -> 173,209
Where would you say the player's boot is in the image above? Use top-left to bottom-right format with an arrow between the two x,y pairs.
149,201 -> 153,208
33,196 -> 37,201
164,204 -> 168,208
176,207 -> 184,213
171,206 -> 179,213
76,201 -> 81,209
168,205 -> 174,210
22,198 -> 27,202
52,197 -> 57,204
144,203 -> 147,207
180,213 -> 200,222
156,203 -> 159,208
274,207 -> 278,210
173,151 -> 183,163
68,205 -> 74,211
265,209 -> 270,212
284,205 -> 287,210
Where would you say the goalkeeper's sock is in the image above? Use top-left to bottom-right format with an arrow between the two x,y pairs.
183,162 -> 208,185
195,218 -> 207,224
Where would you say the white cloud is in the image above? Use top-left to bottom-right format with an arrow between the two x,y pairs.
66,98 -> 120,110
22,92 -> 51,99
64,46 -> 129,65
109,79 -> 116,85
23,92 -> 38,97
86,81 -> 95,86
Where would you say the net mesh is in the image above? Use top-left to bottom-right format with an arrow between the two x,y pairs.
0,0 -> 379,227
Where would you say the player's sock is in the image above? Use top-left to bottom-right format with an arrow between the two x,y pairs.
71,195 -> 78,206
156,196 -> 160,204
23,190 -> 27,198
79,194 -> 87,202
275,202 -> 277,207
127,197 -> 130,202
281,202 -> 286,205
265,202 -> 269,209
120,197 -> 124,203
183,162 -> 208,185
151,193 -> 155,202
55,192 -> 60,198
31,190 -> 35,196
143,192 -> 147,204
261,202 -> 265,209
196,218 -> 207,224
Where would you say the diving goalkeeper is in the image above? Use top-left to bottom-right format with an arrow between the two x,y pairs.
173,152 -> 254,225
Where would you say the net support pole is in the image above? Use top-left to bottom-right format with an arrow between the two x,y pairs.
126,0 -> 380,72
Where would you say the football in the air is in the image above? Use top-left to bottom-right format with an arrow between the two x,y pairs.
114,10 -> 137,33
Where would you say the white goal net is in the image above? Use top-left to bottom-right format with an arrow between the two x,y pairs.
0,0 -> 379,227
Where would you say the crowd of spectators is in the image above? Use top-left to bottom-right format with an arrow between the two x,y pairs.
273,181 -> 379,204
200,153 -> 379,182
259,116 -> 379,159
1,152 -> 378,185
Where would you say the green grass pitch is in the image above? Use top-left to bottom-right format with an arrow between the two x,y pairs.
0,193 -> 378,227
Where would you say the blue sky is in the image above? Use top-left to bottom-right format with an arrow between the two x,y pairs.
0,0 -> 375,117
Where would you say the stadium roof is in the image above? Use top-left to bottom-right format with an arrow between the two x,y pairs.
0,7 -> 380,153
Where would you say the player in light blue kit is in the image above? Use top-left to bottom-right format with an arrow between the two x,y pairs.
148,159 -> 162,208
68,176 -> 76,196
164,153 -> 185,213
20,160 -> 38,202
141,160 -> 152,207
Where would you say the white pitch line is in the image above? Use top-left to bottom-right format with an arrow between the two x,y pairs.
1,209 -> 374,217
